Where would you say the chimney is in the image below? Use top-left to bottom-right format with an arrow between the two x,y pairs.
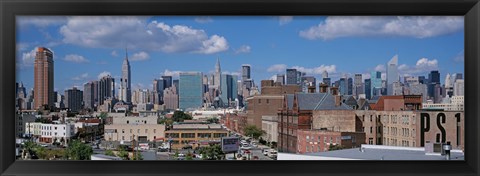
330,86 -> 339,95
335,95 -> 342,107
319,83 -> 328,93
308,86 -> 316,93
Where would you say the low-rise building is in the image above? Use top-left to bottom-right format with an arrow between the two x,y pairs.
38,123 -> 76,144
297,130 -> 365,154
104,124 -> 166,143
164,123 -> 228,149
261,115 -> 278,143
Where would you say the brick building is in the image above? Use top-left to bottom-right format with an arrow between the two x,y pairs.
222,113 -> 247,135
370,95 -> 422,111
164,124 -> 228,149
277,92 -> 353,153
297,130 -> 365,154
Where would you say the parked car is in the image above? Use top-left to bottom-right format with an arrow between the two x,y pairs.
262,149 -> 270,156
177,153 -> 186,160
240,143 -> 251,150
268,150 -> 277,159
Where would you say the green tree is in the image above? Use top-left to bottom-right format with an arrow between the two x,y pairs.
243,125 -> 266,140
65,140 -> 93,160
104,150 -> 115,156
172,111 -> 192,122
117,147 -> 129,160
328,144 -> 345,151
132,152 -> 143,160
199,144 -> 224,160
98,112 -> 108,119
206,117 -> 219,124
185,150 -> 193,160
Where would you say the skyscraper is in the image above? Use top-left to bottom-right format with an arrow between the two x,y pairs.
454,79 -> 464,96
339,78 -> 347,95
242,64 -> 251,81
98,75 -> 115,106
387,55 -> 399,95
164,84 -> 178,110
275,74 -> 285,85
301,76 -> 316,93
428,70 -> 440,98
179,72 -> 204,110
286,69 -> 297,85
365,79 -> 372,99
119,49 -> 132,103
161,75 -> 173,89
214,58 -> 221,87
371,71 -> 382,97
354,74 -> 363,96
347,77 -> 353,95
153,78 -> 165,105
220,74 -> 238,107
83,81 -> 95,110
34,47 -> 54,110
65,87 -> 83,112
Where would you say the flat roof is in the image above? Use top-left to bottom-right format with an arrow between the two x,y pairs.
280,145 -> 464,160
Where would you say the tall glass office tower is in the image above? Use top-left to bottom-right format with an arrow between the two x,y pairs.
179,72 -> 204,110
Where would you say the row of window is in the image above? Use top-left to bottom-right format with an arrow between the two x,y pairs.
166,133 -> 227,138
122,129 -> 157,134
305,135 -> 340,144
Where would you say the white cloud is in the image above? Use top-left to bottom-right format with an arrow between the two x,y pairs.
279,16 -> 293,25
454,50 -> 464,62
163,69 -> 181,78
133,83 -> 146,90
196,35 -> 229,54
97,71 -> 111,79
195,17 -> 213,23
64,54 -> 89,63
72,73 -> 89,81
60,17 -> 229,54
397,58 -> 439,76
299,16 -> 464,40
20,48 -> 37,67
292,65 -> 337,75
111,50 -> 118,57
17,16 -> 67,27
131,51 -> 150,61
374,64 -> 386,72
234,45 -> 251,54
267,64 -> 287,72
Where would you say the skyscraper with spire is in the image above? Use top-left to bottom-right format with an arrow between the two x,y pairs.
387,54 -> 399,95
214,58 -> 221,88
119,48 -> 132,103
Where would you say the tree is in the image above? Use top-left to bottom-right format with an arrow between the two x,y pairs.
199,144 -> 224,160
172,111 -> 192,122
98,112 -> 108,119
243,125 -> 266,140
132,152 -> 143,160
104,150 -> 115,157
185,150 -> 193,160
206,117 -> 219,124
65,140 -> 93,160
328,144 -> 346,151
117,147 -> 129,160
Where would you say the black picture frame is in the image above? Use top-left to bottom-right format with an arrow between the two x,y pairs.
1,0 -> 479,176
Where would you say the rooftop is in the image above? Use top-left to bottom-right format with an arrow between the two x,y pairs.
279,145 -> 464,160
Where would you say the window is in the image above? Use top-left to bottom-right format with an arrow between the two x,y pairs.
267,99 -> 270,104
138,129 -> 140,133
122,129 -> 125,133
154,129 -> 156,133
370,127 -> 373,133
324,136 -> 327,143
370,115 -> 372,122
130,129 -> 132,133
214,133 -> 227,138
122,136 -> 125,140
258,99 -> 261,104
145,129 -> 148,133
306,146 -> 309,152
181,133 -> 195,138
330,137 -> 333,143
306,135 -> 310,141
127,120 -> 129,124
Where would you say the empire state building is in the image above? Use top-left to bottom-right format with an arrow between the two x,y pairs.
119,49 -> 131,103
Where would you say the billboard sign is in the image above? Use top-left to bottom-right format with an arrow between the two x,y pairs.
221,137 -> 239,153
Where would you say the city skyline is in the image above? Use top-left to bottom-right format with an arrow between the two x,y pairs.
16,16 -> 464,92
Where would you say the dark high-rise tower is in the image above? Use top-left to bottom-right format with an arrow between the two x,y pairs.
242,64 -> 251,81
34,47 -> 54,110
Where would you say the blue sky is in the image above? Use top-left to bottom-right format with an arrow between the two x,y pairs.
16,16 -> 464,93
